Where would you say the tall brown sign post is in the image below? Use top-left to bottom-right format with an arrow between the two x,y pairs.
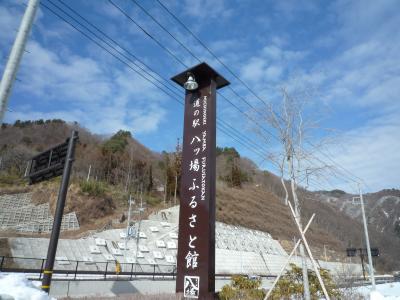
172,63 -> 229,299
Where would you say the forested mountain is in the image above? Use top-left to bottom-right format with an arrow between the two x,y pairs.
1,120 -> 399,272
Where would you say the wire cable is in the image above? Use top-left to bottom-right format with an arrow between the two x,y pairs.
155,0 -> 270,107
107,0 -> 280,143
41,1 -> 272,164
43,0 -> 364,189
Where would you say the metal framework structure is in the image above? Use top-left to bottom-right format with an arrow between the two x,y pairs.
26,138 -> 70,184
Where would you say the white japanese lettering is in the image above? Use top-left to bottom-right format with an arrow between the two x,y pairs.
190,136 -> 201,145
192,119 -> 200,128
189,235 -> 197,249
188,178 -> 199,191
189,159 -> 200,172
189,196 -> 197,208
189,214 -> 197,228
185,251 -> 199,269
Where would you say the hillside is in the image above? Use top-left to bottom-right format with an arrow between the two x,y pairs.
308,189 -> 400,271
1,120 -> 399,272
216,183 -> 400,271
313,189 -> 400,239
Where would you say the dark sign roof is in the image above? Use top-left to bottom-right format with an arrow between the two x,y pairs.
171,62 -> 230,90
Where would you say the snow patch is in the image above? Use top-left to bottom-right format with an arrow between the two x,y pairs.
371,291 -> 386,300
0,274 -> 55,300
357,282 -> 400,299
382,209 -> 389,218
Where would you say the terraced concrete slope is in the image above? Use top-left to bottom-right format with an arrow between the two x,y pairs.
0,193 -> 79,233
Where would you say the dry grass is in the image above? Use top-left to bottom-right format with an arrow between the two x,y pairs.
2,179 -> 398,270
217,184 -> 337,247
0,238 -> 11,257
216,183 -> 400,271
0,185 -> 31,196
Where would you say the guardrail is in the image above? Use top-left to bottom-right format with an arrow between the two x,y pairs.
0,255 -> 177,280
0,255 -> 277,281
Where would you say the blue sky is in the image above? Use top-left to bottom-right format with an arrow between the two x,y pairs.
1,0 -> 399,192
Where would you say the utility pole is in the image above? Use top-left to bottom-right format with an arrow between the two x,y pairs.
134,191 -> 145,272
173,138 -> 180,206
359,184 -> 376,290
86,165 -> 91,182
125,195 -> 133,253
324,245 -> 328,261
163,181 -> 167,206
174,170 -> 178,205
0,0 -> 39,125
41,131 -> 78,293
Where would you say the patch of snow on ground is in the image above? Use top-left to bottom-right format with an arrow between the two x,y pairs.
357,282 -> 400,299
0,273 -> 55,300
382,209 -> 389,218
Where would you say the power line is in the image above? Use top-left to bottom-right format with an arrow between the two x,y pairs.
129,0 -> 199,63
130,0 -> 259,112
108,0 -> 186,68
49,0 -> 182,98
308,140 -> 364,184
45,0 -> 363,189
217,125 -> 265,161
217,120 -> 267,158
107,0 -> 280,143
40,0 -> 271,164
155,0 -> 270,107
54,0 -> 182,95
154,0 -> 367,187
305,149 -> 361,185
41,1 -> 181,103
48,0 -> 268,155
126,0 -> 270,130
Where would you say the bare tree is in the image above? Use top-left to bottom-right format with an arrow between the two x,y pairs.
255,87 -> 333,300
173,138 -> 182,206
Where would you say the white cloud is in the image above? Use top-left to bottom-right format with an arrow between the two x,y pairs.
324,113 -> 400,192
128,106 -> 167,134
332,0 -> 399,44
239,43 -> 307,91
7,38 -> 167,135
235,0 -> 400,192
19,41 -> 111,103
272,0 -> 319,22
240,57 -> 266,82
182,0 -> 233,19
0,4 -> 24,43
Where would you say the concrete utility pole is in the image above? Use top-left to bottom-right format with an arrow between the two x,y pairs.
0,0 -> 39,125
86,165 -> 91,182
125,195 -> 133,253
134,191 -> 145,272
359,184 -> 376,290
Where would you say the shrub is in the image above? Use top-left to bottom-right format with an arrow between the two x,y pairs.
0,173 -> 25,186
219,275 -> 265,300
79,180 -> 107,197
146,195 -> 162,207
270,263 -> 342,299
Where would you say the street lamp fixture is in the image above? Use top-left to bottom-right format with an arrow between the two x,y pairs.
183,72 -> 198,91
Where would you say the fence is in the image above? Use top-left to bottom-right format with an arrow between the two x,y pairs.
0,255 -> 279,281
0,255 -> 176,281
